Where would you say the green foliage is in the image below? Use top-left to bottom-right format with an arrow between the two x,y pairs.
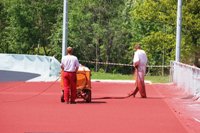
0,0 -> 8,52
91,71 -> 170,83
130,0 -> 177,65
142,31 -> 175,66
1,0 -> 62,55
67,0 -> 133,73
181,0 -> 200,66
0,0 -> 199,74
130,0 -> 200,66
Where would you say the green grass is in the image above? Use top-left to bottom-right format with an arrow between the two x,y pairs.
91,71 -> 170,83
145,75 -> 170,83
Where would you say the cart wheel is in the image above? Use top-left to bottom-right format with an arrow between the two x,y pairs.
61,91 -> 65,103
84,89 -> 92,103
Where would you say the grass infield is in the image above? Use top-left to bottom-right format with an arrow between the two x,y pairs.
91,71 -> 170,83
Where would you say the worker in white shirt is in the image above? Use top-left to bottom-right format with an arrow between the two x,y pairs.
61,47 -> 80,104
132,43 -> 148,98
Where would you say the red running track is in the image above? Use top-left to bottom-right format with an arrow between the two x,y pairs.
0,81 -> 199,133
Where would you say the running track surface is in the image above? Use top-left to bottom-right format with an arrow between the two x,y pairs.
0,81 -> 200,133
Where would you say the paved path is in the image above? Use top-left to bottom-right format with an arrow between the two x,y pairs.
0,81 -> 199,133
0,70 -> 40,82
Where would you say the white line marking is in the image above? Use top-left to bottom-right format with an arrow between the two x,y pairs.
193,117 -> 200,123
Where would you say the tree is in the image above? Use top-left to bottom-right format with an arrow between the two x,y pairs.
0,0 -> 9,53
130,0 -> 177,66
1,0 -> 62,55
181,0 -> 200,67
1,0 -> 199,75
66,0 -> 133,73
130,0 -> 200,67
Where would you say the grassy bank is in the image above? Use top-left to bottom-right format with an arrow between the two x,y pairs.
91,71 -> 170,83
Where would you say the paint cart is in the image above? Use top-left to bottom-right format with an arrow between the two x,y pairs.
76,65 -> 92,102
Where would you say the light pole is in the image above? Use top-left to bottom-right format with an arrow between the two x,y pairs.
62,0 -> 68,57
175,0 -> 182,62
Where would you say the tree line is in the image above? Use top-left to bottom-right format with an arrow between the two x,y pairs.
0,0 -> 199,74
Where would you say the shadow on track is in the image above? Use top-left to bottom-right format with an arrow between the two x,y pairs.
76,100 -> 107,104
0,70 -> 40,82
92,96 -> 129,100
92,96 -> 165,100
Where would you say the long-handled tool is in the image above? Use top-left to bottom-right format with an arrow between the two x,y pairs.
126,86 -> 137,98
126,66 -> 138,98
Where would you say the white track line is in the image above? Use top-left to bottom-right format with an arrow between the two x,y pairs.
193,117 -> 200,123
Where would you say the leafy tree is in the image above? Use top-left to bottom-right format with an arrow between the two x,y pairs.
181,0 -> 200,66
0,0 -> 8,53
130,0 -> 200,67
130,0 -> 177,66
65,0 -> 133,73
2,0 -> 62,55
1,0 -> 199,75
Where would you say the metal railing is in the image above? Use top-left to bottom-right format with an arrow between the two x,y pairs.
170,61 -> 200,99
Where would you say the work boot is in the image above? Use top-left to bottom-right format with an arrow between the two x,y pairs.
61,90 -> 65,102
70,101 -> 76,104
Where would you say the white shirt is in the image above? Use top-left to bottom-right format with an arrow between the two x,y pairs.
133,49 -> 148,73
61,55 -> 80,72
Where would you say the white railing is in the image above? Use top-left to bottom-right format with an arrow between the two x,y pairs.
170,61 -> 200,99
